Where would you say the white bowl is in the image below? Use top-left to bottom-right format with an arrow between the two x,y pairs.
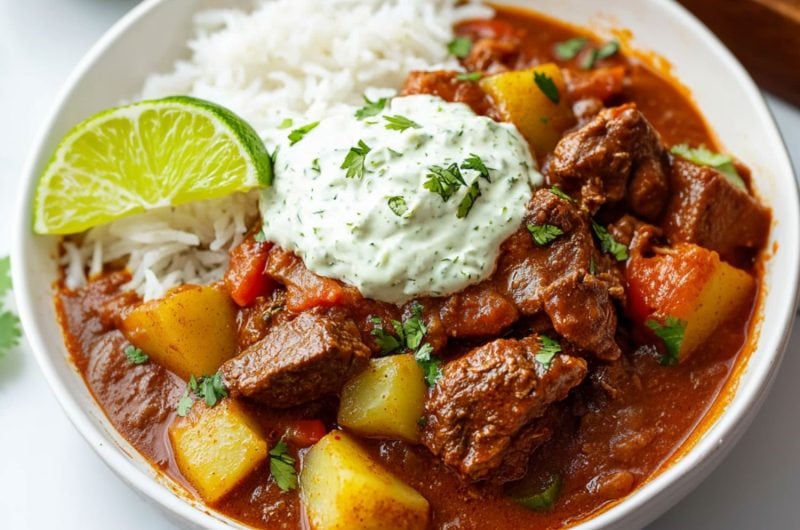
12,0 -> 800,528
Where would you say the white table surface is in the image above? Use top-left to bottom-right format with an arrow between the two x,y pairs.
1,1 -> 798,528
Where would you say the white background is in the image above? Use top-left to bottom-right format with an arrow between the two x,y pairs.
1,0 -> 798,528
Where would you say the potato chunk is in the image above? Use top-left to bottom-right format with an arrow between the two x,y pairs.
480,63 -> 574,156
120,284 -> 238,380
300,431 -> 429,530
169,399 -> 267,503
627,243 -> 755,362
338,355 -> 426,443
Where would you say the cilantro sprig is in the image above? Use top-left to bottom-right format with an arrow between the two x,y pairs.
424,163 -> 466,202
670,144 -> 747,191
580,40 -> 620,70
646,316 -> 687,366
369,303 -> 442,386
527,224 -> 564,246
269,440 -> 298,492
534,71 -> 560,105
176,371 -> 228,416
535,335 -> 562,370
124,345 -> 148,365
554,37 -> 588,60
457,180 -> 482,219
448,36 -> 473,58
461,153 -> 492,182
288,121 -> 319,146
549,186 -> 575,203
425,155 -> 492,218
355,96 -> 388,120
384,115 -> 421,132
0,256 -> 21,360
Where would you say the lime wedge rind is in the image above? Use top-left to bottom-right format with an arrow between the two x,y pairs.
33,95 -> 271,235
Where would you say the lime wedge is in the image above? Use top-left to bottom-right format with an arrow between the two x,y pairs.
33,96 -> 271,235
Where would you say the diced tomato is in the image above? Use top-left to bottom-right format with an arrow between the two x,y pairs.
283,420 -> 327,448
224,236 -> 275,307
265,247 -> 359,312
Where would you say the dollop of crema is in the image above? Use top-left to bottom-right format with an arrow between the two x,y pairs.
259,95 -> 541,304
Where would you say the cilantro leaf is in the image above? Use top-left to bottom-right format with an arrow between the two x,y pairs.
456,72 -> 483,82
0,310 -> 21,359
461,153 -> 492,182
415,343 -> 442,387
424,163 -> 465,201
387,196 -> 408,217
383,115 -> 421,132
597,40 -> 620,60
0,256 -> 11,297
341,140 -> 371,179
187,372 -> 228,408
554,37 -> 588,60
254,230 -> 268,243
176,390 -> 193,417
370,316 -> 404,355
278,118 -> 293,129
516,475 -> 562,512
124,345 -> 148,365
535,335 -> 562,369
288,121 -> 319,146
646,316 -> 687,366
534,71 -> 560,104
670,144 -> 746,191
549,186 -> 575,203
456,179 -> 482,219
591,221 -> 629,261
355,96 -> 388,120
403,302 -> 427,351
527,224 -> 564,246
448,36 -> 473,58
269,440 -> 298,492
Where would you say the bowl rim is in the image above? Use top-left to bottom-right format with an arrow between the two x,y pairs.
11,0 -> 800,528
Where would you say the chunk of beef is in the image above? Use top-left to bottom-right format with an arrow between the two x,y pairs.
547,104 -> 670,220
496,189 -> 622,360
608,214 -> 662,257
438,283 -> 519,339
663,158 -> 770,265
401,70 -> 495,117
235,289 -> 290,350
221,311 -> 370,407
421,336 -> 587,482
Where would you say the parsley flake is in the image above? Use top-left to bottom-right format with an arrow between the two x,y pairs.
527,224 -> 564,246
581,40 -> 620,69
549,186 -> 575,203
461,153 -> 492,182
384,114 -> 421,132
269,440 -> 298,492
670,144 -> 746,191
448,36 -> 473,58
370,316 -> 404,355
516,475 -> 562,512
591,221 -> 629,261
456,179 -> 482,219
311,158 -> 321,173
355,96 -> 388,120
387,196 -> 408,217
288,121 -> 319,146
124,345 -> 148,365
534,71 -> 560,104
554,37 -> 588,60
278,118 -> 293,129
176,390 -> 194,417
535,335 -> 562,369
415,343 -> 443,387
341,140 -> 371,179
646,317 -> 687,366
456,72 -> 483,82
424,163 -> 466,201
178,372 -> 228,414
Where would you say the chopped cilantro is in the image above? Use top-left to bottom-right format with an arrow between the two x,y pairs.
124,345 -> 148,365
403,302 -> 427,350
646,316 -> 687,366
269,440 -> 298,492
0,257 -> 21,359
448,36 -> 473,58
527,224 -> 564,246
184,372 -> 228,409
355,96 -> 388,120
670,144 -> 746,191
591,221 -> 629,261
278,118 -> 293,129
288,121 -> 319,146
176,390 -> 194,417
341,140 -> 371,179
516,475 -> 562,511
383,114 -> 421,132
387,196 -> 408,217
581,40 -> 620,69
549,186 -> 575,203
535,335 -> 562,369
415,343 -> 443,387
461,153 -> 492,182
424,163 -> 466,201
534,71 -> 560,104
456,179 -> 482,219
554,37 -> 588,60
369,316 -> 404,355
456,71 -> 483,82
0,256 -> 11,297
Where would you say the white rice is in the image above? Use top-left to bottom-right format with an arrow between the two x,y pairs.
64,0 -> 493,299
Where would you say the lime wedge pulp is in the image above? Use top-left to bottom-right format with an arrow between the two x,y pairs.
33,96 -> 272,235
